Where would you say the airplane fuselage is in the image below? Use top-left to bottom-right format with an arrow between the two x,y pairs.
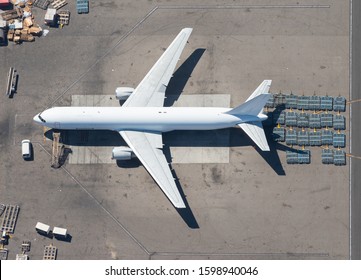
34,106 -> 267,132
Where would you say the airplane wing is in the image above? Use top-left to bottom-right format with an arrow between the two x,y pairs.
119,130 -> 186,208
122,28 -> 193,108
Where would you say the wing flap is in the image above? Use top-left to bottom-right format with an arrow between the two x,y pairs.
119,130 -> 185,208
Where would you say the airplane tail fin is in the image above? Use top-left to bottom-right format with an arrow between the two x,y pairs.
227,80 -> 272,151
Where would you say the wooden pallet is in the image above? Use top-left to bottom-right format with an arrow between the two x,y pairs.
58,10 -> 70,25
5,67 -> 17,97
43,244 -> 57,260
0,249 -> 8,260
22,240 -> 31,253
34,0 -> 50,10
0,205 -> 20,234
51,132 -> 61,168
0,10 -> 19,21
0,204 -> 5,217
51,0 -> 67,10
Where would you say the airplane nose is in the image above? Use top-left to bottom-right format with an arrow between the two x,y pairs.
33,114 -> 43,124
33,114 -> 39,123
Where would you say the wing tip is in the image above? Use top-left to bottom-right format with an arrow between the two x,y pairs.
182,27 -> 193,34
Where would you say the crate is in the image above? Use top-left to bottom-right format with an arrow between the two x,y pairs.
272,127 -> 285,142
297,112 -> 309,128
285,93 -> 298,109
309,130 -> 322,146
297,95 -> 310,110
286,151 -> 298,164
333,133 -> 346,148
320,96 -> 333,111
322,149 -> 334,164
298,150 -> 310,164
285,129 -> 297,145
320,113 -> 333,128
274,93 -> 286,106
285,111 -> 298,126
309,113 -> 321,129
334,150 -> 346,166
309,95 -> 321,111
333,96 -> 346,112
297,130 -> 309,146
321,130 -> 333,145
333,114 -> 345,130
76,0 -> 89,14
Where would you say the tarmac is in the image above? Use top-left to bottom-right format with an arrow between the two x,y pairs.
0,0 -> 352,259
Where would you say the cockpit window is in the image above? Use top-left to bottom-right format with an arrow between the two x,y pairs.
38,115 -> 46,123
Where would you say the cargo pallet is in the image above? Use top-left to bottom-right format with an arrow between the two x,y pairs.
1,205 -> 20,233
76,0 -> 89,14
333,96 -> 346,112
334,150 -> 346,165
309,95 -> 321,111
322,149 -> 334,164
320,96 -> 333,110
309,131 -> 322,146
333,115 -> 345,130
272,127 -> 285,142
333,133 -> 346,148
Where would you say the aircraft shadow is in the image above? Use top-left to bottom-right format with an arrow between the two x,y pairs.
45,126 -> 290,176
164,48 -> 206,107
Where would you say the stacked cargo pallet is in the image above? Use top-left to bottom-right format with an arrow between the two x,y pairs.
265,93 -> 348,165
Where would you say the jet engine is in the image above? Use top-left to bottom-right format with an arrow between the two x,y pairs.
111,146 -> 134,160
115,87 -> 134,101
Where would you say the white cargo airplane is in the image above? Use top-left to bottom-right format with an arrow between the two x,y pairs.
33,28 -> 271,208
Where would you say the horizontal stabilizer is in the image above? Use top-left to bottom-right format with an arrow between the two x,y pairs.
238,121 -> 270,151
227,93 -> 270,116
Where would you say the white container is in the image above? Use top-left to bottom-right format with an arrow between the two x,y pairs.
35,222 -> 50,235
53,227 -> 67,239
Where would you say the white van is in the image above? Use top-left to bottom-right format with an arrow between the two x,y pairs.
21,139 -> 32,159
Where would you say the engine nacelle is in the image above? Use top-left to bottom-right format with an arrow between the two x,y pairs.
115,87 -> 134,101
112,146 -> 134,160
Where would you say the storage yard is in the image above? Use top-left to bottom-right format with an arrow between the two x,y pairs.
0,0 -> 357,260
